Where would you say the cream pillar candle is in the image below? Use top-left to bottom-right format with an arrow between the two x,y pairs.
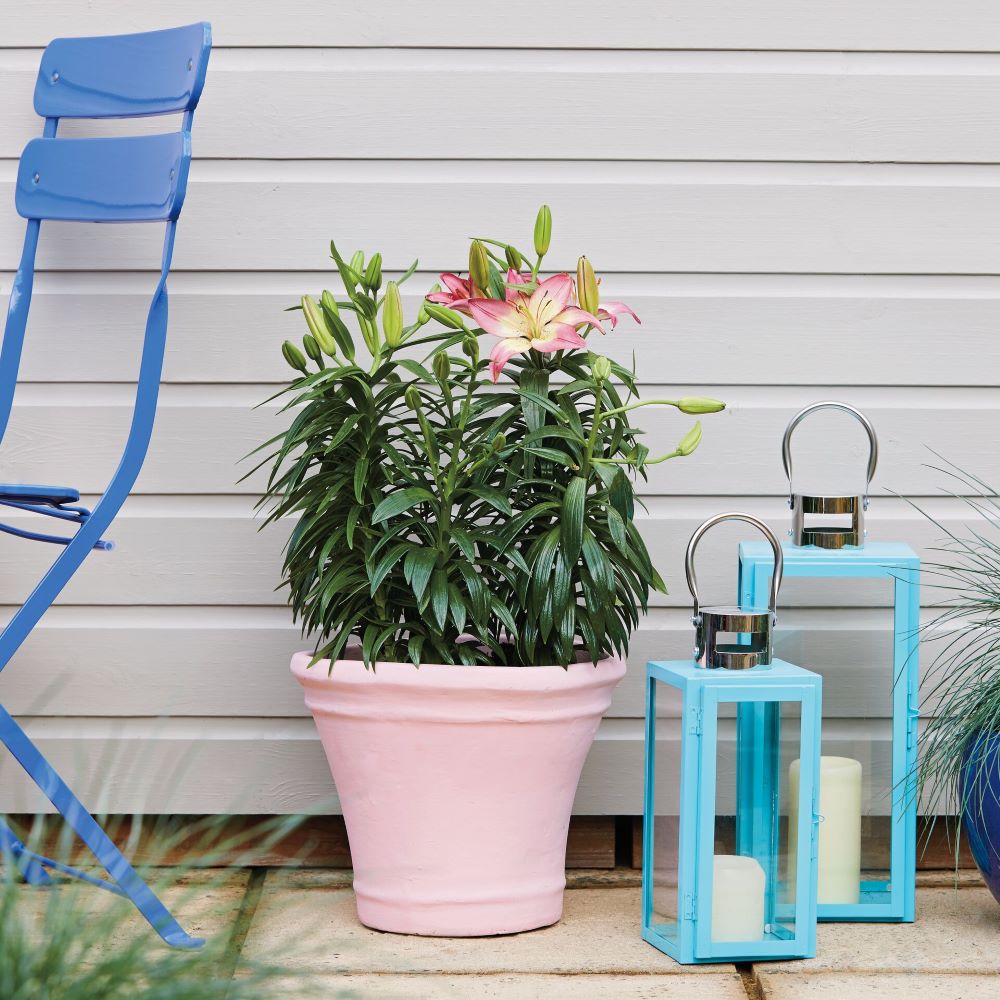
711,855 -> 766,941
788,756 -> 863,904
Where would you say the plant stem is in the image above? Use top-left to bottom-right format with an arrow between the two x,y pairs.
581,387 -> 604,478
601,398 -> 679,419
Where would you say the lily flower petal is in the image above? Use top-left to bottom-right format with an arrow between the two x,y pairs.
489,336 -> 532,382
597,299 -> 641,329
557,306 -> 605,332
532,324 -> 589,352
440,272 -> 469,294
529,273 -> 574,313
426,272 -> 478,315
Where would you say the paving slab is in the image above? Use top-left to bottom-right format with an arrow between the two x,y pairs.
766,887 -> 1000,974
0,866 -> 248,954
240,883 -> 735,976
269,972 -> 747,999
759,973 -> 1000,1000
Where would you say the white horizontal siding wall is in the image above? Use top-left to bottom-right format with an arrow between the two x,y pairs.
0,2 -> 997,815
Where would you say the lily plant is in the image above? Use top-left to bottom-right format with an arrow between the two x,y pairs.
254,207 -> 724,668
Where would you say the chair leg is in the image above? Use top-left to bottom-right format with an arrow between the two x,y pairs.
0,815 -> 53,885
0,705 -> 204,949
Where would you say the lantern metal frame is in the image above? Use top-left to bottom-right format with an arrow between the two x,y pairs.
642,659 -> 822,963
737,540 -> 920,923
643,511 -> 822,964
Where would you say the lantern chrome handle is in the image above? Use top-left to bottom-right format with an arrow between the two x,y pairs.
781,401 -> 879,505
685,512 -> 783,621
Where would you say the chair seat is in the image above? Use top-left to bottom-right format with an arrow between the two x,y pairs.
0,483 -> 80,506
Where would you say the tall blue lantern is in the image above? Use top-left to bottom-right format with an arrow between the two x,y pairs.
738,402 -> 919,923
643,513 -> 823,964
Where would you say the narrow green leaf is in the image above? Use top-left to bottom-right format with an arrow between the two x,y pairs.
561,476 -> 587,564
457,563 -> 489,622
430,569 -> 449,630
371,487 -> 434,524
552,552 -> 572,618
606,506 -> 627,550
448,584 -> 468,635
609,469 -> 633,520
346,504 -> 362,549
465,485 -> 513,516
451,528 -> 476,563
369,542 -> 410,594
408,633 -> 425,667
397,359 -> 436,382
523,446 -> 579,467
529,527 -> 561,608
491,595 -> 518,640
353,457 -> 370,504
405,548 -> 437,602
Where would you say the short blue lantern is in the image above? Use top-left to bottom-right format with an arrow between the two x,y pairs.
643,513 -> 823,964
738,401 -> 919,923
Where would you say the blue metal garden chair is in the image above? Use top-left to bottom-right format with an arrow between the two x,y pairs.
0,22 -> 212,949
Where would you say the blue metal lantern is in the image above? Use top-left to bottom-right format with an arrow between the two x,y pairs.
738,402 -> 919,923
643,513 -> 823,964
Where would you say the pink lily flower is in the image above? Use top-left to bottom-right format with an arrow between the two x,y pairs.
425,272 -> 479,315
469,274 -> 604,382
597,299 -> 641,330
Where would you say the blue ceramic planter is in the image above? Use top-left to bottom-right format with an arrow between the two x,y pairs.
961,731 -> 1000,905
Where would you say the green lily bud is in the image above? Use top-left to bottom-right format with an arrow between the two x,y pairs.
432,352 -> 451,380
533,205 -> 552,257
505,245 -> 522,271
418,284 -> 440,325
492,432 -> 506,452
469,240 -> 490,293
281,340 -> 308,374
302,333 -> 322,365
676,421 -> 703,456
576,256 -> 599,315
462,335 -> 480,364
676,396 -> 726,415
363,253 -> 382,292
382,281 -> 404,348
320,289 -> 339,318
404,385 -> 422,410
301,295 -> 337,356
350,250 -> 365,274
424,303 -> 465,330
592,355 -> 612,381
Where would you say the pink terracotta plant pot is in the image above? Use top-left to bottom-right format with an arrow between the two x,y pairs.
291,648 -> 625,936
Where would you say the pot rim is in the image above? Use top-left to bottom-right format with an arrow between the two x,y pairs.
291,647 -> 625,685
290,647 -> 626,721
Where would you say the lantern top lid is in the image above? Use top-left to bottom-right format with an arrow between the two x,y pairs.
739,539 -> 919,568
648,657 -> 821,689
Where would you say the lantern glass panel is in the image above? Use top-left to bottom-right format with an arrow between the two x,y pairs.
649,680 -> 683,948
705,697 -> 803,945
772,575 -> 894,904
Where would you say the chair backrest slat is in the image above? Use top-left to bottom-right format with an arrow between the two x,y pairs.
15,133 -> 191,223
34,23 -> 211,120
